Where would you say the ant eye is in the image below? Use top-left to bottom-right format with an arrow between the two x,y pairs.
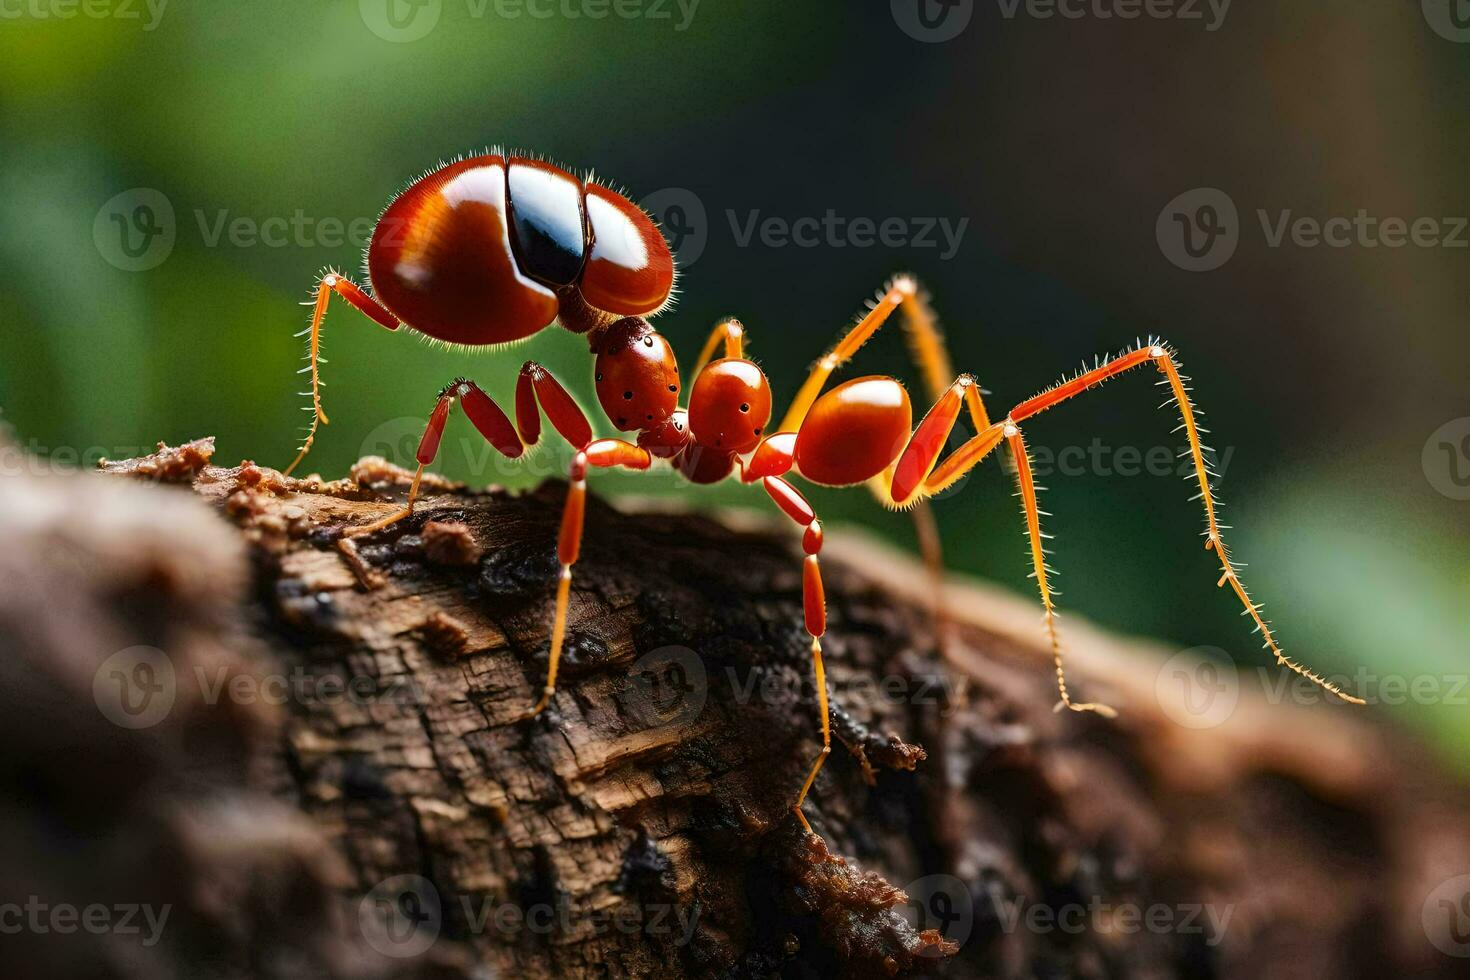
644,336 -> 654,347
668,384 -> 677,392
623,391 -> 633,400
645,413 -> 653,420
739,403 -> 750,413
596,373 -> 603,382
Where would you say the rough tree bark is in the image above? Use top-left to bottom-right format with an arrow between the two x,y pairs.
2,436 -> 1468,979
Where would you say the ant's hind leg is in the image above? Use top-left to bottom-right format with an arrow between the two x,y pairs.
999,341 -> 1364,709
284,271 -> 400,477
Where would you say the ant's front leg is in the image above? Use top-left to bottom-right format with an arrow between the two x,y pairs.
533,439 -> 653,716
285,271 -> 400,477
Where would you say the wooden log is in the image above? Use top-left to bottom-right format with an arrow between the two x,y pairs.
0,435 -> 1465,979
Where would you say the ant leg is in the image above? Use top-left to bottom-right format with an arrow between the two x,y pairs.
779,276 -> 991,653
687,317 -> 745,381
516,361 -> 593,450
1000,341 -> 1363,707
345,379 -> 522,537
777,276 -> 991,434
533,439 -> 653,716
883,373 -> 1115,711
759,476 -> 830,834
284,270 -> 400,477
1003,425 -> 1118,716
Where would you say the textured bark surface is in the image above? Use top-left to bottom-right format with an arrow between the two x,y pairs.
3,436 -> 1469,979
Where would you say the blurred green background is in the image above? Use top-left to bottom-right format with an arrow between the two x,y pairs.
1,2 -> 1466,762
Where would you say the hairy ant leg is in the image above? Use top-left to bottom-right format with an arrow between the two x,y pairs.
884,343 -> 1363,713
284,271 -> 400,477
778,277 -> 992,655
1001,342 -> 1363,710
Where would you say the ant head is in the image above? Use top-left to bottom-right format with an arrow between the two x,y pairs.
591,317 -> 680,431
688,358 -> 772,454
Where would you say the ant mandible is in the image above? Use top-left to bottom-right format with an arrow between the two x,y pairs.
281,150 -> 1363,835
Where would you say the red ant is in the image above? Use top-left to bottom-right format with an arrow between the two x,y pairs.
282,150 -> 1363,834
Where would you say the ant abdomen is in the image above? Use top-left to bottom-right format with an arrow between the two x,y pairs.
366,153 -> 674,347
